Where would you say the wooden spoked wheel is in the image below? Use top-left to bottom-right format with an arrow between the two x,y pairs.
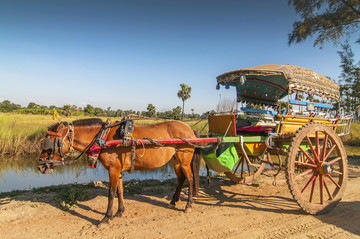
286,123 -> 348,214
225,155 -> 266,184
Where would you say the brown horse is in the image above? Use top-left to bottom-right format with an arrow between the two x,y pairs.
37,118 -> 201,225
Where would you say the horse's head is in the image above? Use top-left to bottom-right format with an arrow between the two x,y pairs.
37,122 -> 74,174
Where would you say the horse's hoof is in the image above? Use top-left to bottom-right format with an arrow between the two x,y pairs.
97,220 -> 110,229
114,211 -> 123,217
97,217 -> 111,228
168,203 -> 175,209
184,207 -> 192,213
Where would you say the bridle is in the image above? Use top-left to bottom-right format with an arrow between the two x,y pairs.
37,118 -> 130,170
37,122 -> 75,167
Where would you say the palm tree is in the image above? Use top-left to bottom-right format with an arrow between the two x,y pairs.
177,83 -> 192,120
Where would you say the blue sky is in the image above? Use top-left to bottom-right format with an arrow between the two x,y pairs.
0,0 -> 359,114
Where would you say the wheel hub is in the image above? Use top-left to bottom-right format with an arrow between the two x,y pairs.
319,162 -> 332,175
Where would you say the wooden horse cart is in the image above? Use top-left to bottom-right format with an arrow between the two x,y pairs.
38,64 -> 352,221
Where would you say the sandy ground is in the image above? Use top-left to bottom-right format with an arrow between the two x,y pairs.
1,158 -> 359,239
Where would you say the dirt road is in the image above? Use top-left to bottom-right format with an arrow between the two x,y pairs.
1,158 -> 359,239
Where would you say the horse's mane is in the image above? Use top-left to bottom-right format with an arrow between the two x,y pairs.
71,118 -> 103,127
48,121 -> 69,131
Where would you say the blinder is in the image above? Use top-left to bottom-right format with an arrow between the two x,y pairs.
42,136 -> 55,152
40,135 -> 64,156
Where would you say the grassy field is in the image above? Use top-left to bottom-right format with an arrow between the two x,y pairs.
0,113 -> 209,156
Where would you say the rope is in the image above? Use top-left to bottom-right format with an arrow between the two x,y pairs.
136,139 -> 146,158
142,138 -> 165,147
176,137 -> 198,148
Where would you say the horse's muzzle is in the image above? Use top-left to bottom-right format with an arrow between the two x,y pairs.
37,160 -> 54,174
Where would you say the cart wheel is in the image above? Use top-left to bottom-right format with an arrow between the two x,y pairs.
286,123 -> 348,214
225,155 -> 266,184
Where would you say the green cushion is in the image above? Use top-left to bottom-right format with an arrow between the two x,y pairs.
201,143 -> 239,173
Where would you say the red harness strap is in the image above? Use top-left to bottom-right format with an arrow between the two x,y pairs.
87,124 -> 111,168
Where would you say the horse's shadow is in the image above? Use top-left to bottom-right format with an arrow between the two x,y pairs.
133,179 -> 302,215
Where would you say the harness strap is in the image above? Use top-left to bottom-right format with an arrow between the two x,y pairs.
128,139 -> 137,174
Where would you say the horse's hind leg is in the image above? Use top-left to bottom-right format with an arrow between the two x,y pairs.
176,151 -> 194,213
115,174 -> 125,217
180,164 -> 194,213
170,156 -> 185,208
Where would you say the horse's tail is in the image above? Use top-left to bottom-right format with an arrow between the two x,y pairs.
191,130 -> 201,197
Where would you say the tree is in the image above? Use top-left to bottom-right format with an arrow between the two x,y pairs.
288,0 -> 360,47
84,104 -> 95,115
146,104 -> 156,118
94,107 -> 105,116
177,83 -> 192,120
62,105 -> 73,116
172,106 -> 182,120
338,41 -> 360,116
115,109 -> 123,117
0,100 -> 21,112
27,102 -> 40,109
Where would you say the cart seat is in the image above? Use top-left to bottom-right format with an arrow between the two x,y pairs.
236,125 -> 275,136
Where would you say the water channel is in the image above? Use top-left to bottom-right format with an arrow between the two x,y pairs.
0,155 -> 180,193
1,145 -> 359,193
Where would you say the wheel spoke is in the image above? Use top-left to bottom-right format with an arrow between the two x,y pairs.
299,147 -> 316,164
324,144 -> 337,162
295,161 -> 317,168
295,169 -> 314,180
326,174 -> 340,188
301,172 -> 318,194
319,174 -> 324,205
323,177 -> 333,200
315,131 -> 320,157
320,133 -> 328,162
332,170 -> 343,175
327,156 -> 341,165
309,173 -> 318,203
306,136 -> 319,163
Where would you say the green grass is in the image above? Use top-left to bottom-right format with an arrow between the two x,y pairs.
342,121 -> 360,146
19,183 -> 95,210
0,113 -> 91,155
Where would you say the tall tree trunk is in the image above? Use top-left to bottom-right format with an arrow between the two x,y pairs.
181,100 -> 185,121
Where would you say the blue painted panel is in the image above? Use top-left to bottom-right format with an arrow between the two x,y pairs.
240,107 -> 278,115
289,100 -> 333,109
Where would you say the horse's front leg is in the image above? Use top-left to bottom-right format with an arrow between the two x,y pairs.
115,174 -> 125,217
100,169 -> 120,225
